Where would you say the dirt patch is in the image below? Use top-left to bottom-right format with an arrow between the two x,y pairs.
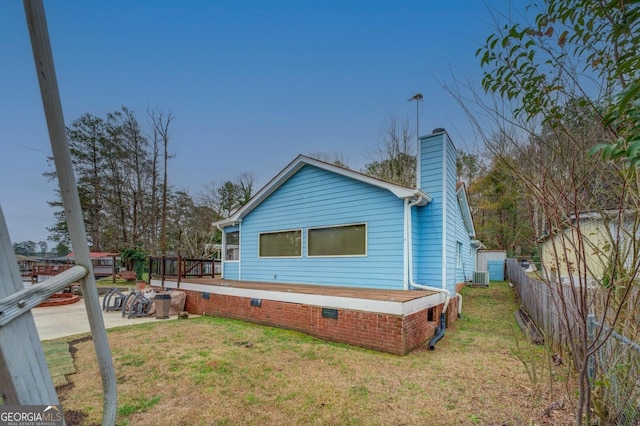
64,409 -> 89,426
48,337 -> 93,425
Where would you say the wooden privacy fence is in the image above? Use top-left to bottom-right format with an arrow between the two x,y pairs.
508,258 -> 640,423
507,258 -> 568,349
507,258 -> 638,349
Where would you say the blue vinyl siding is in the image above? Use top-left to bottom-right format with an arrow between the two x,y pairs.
456,189 -> 476,285
239,165 -> 406,289
410,207 -> 419,283
415,131 -> 471,294
217,131 -> 477,294
444,136 -> 458,293
416,133 -> 445,287
456,185 -> 477,284
223,262 -> 239,280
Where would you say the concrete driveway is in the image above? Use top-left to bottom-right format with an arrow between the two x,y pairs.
31,296 -> 167,340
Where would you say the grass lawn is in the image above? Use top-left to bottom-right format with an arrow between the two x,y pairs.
44,282 -> 577,425
95,274 -> 145,288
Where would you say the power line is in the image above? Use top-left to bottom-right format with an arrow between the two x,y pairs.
0,137 -> 50,155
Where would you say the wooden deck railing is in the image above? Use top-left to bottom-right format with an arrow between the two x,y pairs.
29,264 -> 74,282
149,256 -> 220,287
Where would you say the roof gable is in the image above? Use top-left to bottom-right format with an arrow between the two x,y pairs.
536,209 -> 627,242
456,182 -> 476,238
215,155 -> 431,226
67,252 -> 119,259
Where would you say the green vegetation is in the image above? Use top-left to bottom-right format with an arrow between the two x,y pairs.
474,1 -> 640,422
117,395 -> 162,424
42,340 -> 76,388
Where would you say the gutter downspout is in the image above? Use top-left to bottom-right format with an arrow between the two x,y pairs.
238,221 -> 242,280
403,199 -> 410,290
405,197 -> 451,349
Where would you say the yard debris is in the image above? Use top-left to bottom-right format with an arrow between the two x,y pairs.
542,399 -> 564,417
234,341 -> 253,348
517,383 -> 533,394
514,308 -> 544,344
102,287 -> 126,312
119,270 -> 137,281
552,353 -> 563,366
121,291 -> 153,318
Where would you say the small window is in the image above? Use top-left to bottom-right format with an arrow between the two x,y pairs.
456,242 -> 463,268
226,231 -> 239,261
259,230 -> 302,257
308,223 -> 366,257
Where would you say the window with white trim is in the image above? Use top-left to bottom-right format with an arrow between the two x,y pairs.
225,231 -> 239,261
307,223 -> 367,257
456,242 -> 463,268
259,229 -> 302,257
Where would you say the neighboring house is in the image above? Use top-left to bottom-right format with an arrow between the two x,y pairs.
215,128 -> 478,297
538,210 -> 635,283
63,252 -> 120,278
15,254 -> 37,279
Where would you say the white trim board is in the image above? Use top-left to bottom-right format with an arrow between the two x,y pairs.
150,279 -> 444,316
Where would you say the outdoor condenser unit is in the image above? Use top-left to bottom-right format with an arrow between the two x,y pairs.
473,271 -> 490,285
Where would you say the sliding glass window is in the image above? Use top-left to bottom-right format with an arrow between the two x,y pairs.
259,229 -> 302,257
308,223 -> 367,257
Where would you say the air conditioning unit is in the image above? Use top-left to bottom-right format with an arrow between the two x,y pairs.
473,271 -> 490,286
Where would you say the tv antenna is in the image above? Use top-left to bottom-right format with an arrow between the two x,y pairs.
408,93 -> 423,140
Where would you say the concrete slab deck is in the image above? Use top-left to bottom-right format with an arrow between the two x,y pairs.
31,296 -> 176,340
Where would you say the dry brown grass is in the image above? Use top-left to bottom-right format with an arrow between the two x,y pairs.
48,282 -> 577,425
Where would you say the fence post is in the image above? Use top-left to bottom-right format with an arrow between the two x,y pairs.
177,254 -> 182,289
161,256 -> 166,291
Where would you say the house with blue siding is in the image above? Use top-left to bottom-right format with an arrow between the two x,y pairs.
215,128 -> 478,299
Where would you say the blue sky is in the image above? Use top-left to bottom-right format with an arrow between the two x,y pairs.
0,0 -> 522,246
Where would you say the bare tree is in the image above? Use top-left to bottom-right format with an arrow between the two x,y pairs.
200,173 -> 255,220
165,190 -> 218,257
147,108 -> 161,252
307,151 -> 349,168
149,108 -> 174,256
104,107 -> 152,249
363,116 -> 416,187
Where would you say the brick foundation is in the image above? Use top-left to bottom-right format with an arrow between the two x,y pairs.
455,282 -> 467,294
160,287 -> 462,355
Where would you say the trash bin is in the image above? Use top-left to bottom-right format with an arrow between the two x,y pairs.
154,294 -> 171,319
